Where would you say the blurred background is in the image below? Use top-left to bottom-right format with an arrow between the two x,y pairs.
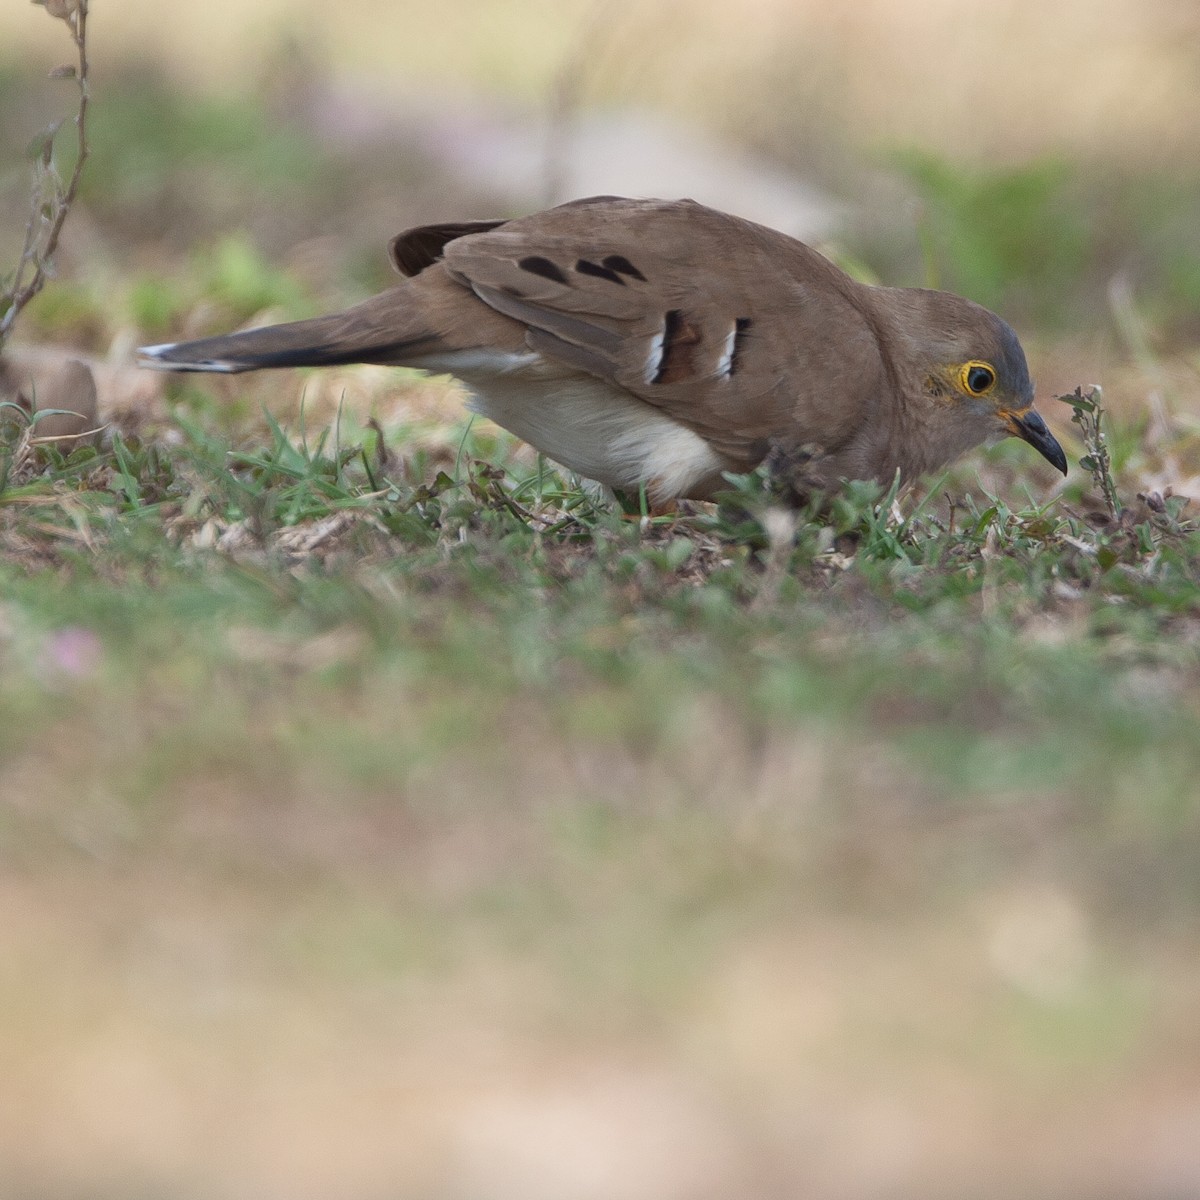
3,2 -> 1200,1198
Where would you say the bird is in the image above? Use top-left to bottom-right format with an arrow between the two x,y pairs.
138,195 -> 1067,502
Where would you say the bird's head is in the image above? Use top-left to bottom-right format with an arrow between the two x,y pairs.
885,288 -> 1068,476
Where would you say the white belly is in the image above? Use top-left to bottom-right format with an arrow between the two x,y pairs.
412,350 -> 729,501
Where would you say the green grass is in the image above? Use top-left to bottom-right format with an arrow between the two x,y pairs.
3,407 -> 1199,1004
3,393 -> 1199,826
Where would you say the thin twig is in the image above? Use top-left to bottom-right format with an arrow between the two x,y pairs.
0,0 -> 91,348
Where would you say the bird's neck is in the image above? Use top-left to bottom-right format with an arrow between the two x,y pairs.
851,287 -> 975,482
819,288 -> 923,484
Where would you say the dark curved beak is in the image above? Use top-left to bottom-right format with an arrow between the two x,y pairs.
1006,408 -> 1068,476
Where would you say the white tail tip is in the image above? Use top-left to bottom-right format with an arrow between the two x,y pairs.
136,343 -> 241,373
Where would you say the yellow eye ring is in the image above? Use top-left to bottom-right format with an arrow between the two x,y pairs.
959,361 -> 996,396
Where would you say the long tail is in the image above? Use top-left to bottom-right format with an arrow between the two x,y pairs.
137,288 -> 438,374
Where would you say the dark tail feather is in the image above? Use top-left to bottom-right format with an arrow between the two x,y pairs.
137,292 -> 436,375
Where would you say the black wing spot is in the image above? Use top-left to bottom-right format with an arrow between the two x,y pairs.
729,317 -> 753,376
652,309 -> 702,385
652,310 -> 682,384
602,255 -> 647,282
518,256 -> 569,284
575,259 -> 626,285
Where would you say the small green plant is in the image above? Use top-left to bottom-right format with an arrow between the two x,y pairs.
1061,385 -> 1120,519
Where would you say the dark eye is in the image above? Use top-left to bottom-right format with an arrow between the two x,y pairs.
965,363 -> 996,395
